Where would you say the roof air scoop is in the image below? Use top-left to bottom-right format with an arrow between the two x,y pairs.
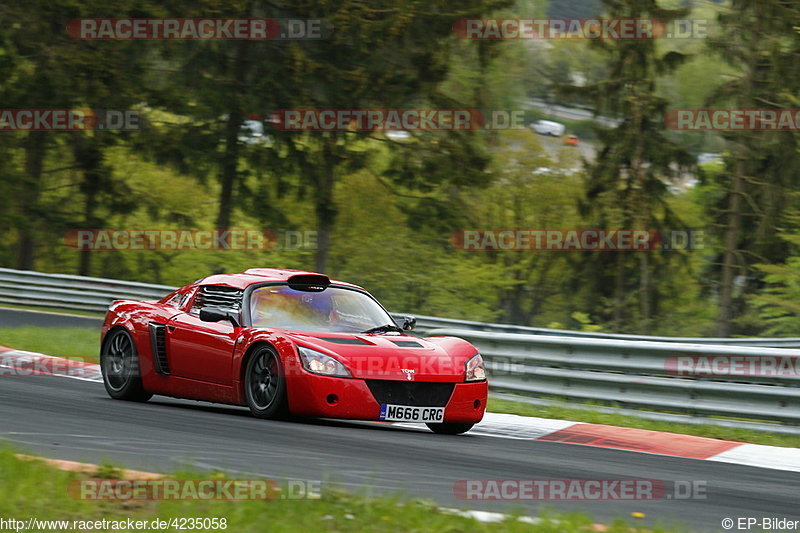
288,273 -> 330,292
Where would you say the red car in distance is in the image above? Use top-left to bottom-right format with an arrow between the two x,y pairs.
100,269 -> 487,434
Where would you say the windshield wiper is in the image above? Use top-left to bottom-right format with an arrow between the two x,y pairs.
361,323 -> 404,334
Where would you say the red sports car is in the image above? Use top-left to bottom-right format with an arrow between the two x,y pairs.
100,269 -> 487,434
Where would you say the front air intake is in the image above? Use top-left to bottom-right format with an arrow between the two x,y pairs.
365,380 -> 454,407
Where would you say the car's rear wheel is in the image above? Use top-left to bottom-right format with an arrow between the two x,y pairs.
426,422 -> 475,435
244,345 -> 288,419
101,328 -> 152,402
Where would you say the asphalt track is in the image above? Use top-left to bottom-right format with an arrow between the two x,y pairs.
1,308 -> 799,531
0,307 -> 102,328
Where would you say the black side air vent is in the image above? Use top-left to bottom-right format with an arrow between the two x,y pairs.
148,322 -> 170,375
389,340 -> 423,348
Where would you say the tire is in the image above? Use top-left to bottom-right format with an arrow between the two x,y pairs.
100,328 -> 152,402
426,422 -> 475,435
244,345 -> 289,419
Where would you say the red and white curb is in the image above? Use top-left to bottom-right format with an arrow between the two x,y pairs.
2,346 -> 799,473
0,346 -> 101,383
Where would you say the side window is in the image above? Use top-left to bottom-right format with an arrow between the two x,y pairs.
190,285 -> 244,316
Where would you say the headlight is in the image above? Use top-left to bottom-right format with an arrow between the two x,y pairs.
297,346 -> 351,377
465,353 -> 486,382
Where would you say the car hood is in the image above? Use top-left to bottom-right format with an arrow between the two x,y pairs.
283,331 -> 477,382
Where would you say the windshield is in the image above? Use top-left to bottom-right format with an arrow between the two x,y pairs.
249,284 -> 394,333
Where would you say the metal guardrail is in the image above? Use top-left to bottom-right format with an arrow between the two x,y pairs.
429,328 -> 800,426
405,314 -> 800,348
2,267 -> 799,347
2,268 -> 800,429
0,268 -> 176,312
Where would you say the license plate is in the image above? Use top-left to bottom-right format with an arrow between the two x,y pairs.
379,404 -> 444,423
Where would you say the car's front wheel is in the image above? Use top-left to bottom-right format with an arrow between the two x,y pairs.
100,328 -> 152,402
244,345 -> 288,419
426,422 -> 475,435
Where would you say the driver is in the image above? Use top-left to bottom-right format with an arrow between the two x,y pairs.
251,286 -> 335,329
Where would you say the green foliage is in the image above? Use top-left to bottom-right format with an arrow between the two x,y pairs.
556,0 -> 696,332
703,0 -> 800,335
752,260 -> 800,335
0,0 -> 798,337
751,211 -> 800,335
570,312 -> 603,332
329,170 -> 513,320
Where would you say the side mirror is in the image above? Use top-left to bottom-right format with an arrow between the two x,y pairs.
199,307 -> 241,327
398,315 -> 416,331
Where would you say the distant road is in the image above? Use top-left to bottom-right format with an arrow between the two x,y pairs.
537,132 -> 596,163
528,98 -> 621,128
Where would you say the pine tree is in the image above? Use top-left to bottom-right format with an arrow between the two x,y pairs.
706,0 -> 800,335
562,0 -> 692,331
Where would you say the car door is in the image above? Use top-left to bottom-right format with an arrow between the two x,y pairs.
166,285 -> 242,385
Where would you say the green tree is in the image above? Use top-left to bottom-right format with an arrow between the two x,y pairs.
751,209 -> 800,335
263,0 -> 513,272
561,0 -> 693,331
705,0 -> 800,335
458,129 -> 585,326
0,0 -> 155,274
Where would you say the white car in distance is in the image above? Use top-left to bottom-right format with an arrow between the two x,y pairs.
530,120 -> 566,137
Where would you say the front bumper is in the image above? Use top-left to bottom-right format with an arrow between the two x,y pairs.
285,373 -> 488,423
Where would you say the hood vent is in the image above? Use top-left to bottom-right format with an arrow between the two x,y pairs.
314,337 -> 370,345
389,340 -> 423,348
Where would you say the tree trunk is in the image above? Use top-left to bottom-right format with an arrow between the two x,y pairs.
314,140 -> 338,273
716,9 -> 760,336
17,132 -> 47,270
73,136 -> 103,277
639,252 -> 651,330
216,41 -> 248,231
613,253 -> 624,330
217,108 -> 242,230
716,157 -> 745,336
631,87 -> 651,331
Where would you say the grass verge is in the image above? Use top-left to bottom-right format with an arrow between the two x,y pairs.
0,327 -> 99,363
0,303 -> 104,318
0,447 -> 685,533
489,398 -> 800,449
